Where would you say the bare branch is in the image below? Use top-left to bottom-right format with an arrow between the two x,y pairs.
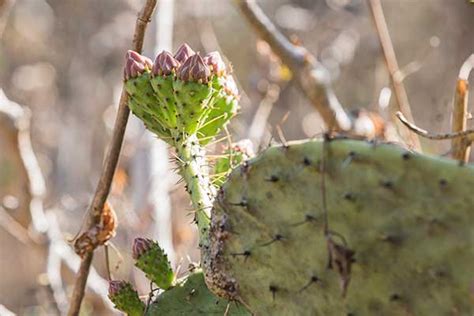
451,55 -> 473,162
235,0 -> 352,132
367,0 -> 421,151
67,1 -> 157,315
396,111 -> 474,141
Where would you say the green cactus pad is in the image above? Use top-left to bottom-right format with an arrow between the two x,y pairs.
208,138 -> 474,315
197,76 -> 239,144
109,282 -> 145,316
146,270 -> 250,315
150,75 -> 178,128
170,79 -> 214,135
135,239 -> 175,290
127,73 -> 237,145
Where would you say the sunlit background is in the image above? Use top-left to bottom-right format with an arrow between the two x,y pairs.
0,0 -> 473,314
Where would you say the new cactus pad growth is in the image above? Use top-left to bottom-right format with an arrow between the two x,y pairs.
213,139 -> 255,187
124,44 -> 239,250
209,138 -> 474,315
145,270 -> 250,315
133,238 -> 175,290
108,280 -> 145,316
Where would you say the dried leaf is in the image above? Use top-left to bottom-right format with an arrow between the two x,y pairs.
74,201 -> 117,258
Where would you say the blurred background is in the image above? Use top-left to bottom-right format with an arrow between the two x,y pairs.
0,0 -> 473,314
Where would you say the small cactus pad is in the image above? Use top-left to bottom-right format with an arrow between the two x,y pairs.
213,139 -> 255,187
124,45 -> 239,145
145,270 -> 250,315
108,280 -> 145,316
133,238 -> 175,290
208,138 -> 474,315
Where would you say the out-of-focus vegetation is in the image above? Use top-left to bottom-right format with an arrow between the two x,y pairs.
0,0 -> 472,314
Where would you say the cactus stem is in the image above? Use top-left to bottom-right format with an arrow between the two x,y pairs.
175,134 -> 214,249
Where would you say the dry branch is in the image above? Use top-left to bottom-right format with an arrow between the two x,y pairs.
451,54 -> 473,162
67,1 -> 157,315
367,0 -> 421,151
234,0 -> 352,132
397,111 -> 474,141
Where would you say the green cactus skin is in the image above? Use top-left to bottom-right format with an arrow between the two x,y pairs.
125,72 -> 171,137
197,76 -> 239,144
176,134 -> 214,249
145,270 -> 250,315
213,139 -> 254,187
134,239 -> 175,290
208,138 -> 474,315
108,281 -> 145,316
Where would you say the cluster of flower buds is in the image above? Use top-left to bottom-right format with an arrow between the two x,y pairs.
123,43 -> 239,144
124,43 -> 235,89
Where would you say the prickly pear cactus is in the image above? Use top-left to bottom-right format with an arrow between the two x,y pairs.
146,270 -> 250,315
208,138 -> 474,315
123,44 -> 239,250
110,237 -> 249,316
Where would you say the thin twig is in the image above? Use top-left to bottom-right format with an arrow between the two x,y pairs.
451,54 -> 473,162
248,83 -> 280,147
367,0 -> 421,151
235,0 -> 352,132
67,1 -> 157,315
396,111 -> 474,141
0,205 -> 33,245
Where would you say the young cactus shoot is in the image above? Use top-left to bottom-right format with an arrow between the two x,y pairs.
123,44 -> 239,251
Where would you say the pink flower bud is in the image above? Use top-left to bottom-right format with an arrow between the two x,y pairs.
153,51 -> 180,76
132,237 -> 153,260
124,50 -> 152,80
189,54 -> 211,83
178,54 -> 210,83
174,43 -> 195,63
223,75 -> 239,96
108,280 -> 126,296
203,51 -> 226,76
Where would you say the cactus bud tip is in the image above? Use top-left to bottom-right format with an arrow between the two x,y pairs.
124,50 -> 152,80
174,43 -> 195,63
204,51 -> 226,76
132,237 -> 153,260
153,50 -> 180,76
